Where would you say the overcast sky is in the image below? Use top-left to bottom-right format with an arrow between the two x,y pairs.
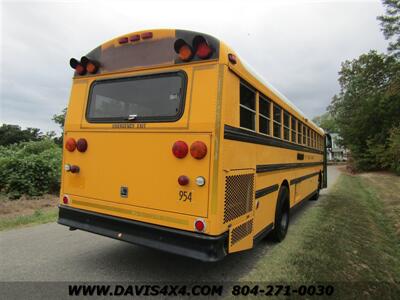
0,0 -> 388,134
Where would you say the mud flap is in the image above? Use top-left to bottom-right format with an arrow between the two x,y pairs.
228,217 -> 254,253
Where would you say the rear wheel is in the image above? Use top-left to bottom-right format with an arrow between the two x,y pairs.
271,185 -> 290,242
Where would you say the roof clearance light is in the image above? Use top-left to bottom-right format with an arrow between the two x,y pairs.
228,53 -> 237,64
141,32 -> 153,39
130,34 -> 140,42
193,36 -> 212,59
69,58 -> 86,75
172,141 -> 189,158
119,37 -> 129,44
174,39 -> 193,61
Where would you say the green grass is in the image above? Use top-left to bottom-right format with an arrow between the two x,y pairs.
0,208 -> 58,231
241,174 -> 400,298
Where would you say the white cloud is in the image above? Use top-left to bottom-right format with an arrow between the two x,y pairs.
0,0 -> 388,133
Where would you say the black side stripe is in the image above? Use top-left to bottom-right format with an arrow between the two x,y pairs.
256,162 -> 323,173
255,184 -> 279,199
224,125 -> 323,155
290,172 -> 320,185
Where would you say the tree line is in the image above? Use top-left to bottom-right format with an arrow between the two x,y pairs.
313,0 -> 400,174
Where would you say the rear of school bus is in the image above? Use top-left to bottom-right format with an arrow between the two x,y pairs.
58,29 -> 231,261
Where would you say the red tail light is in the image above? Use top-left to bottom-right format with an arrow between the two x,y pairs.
174,39 -> 193,61
172,141 -> 188,158
65,138 -> 76,152
178,175 -> 189,186
63,195 -> 69,204
76,138 -> 88,152
190,141 -> 207,159
193,36 -> 212,59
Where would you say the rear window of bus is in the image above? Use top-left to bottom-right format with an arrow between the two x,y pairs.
86,72 -> 186,123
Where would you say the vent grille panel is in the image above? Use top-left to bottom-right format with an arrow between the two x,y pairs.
231,219 -> 253,246
224,173 -> 254,223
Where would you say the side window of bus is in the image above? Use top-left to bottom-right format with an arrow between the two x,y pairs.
298,122 -> 303,144
273,105 -> 282,138
283,111 -> 290,141
303,125 -> 307,144
313,131 -> 317,149
307,128 -> 311,147
240,82 -> 256,131
291,117 -> 296,143
311,131 -> 314,148
259,94 -> 271,135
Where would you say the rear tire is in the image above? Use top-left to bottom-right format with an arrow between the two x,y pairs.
271,185 -> 290,242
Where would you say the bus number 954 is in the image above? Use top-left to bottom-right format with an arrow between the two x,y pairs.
179,191 -> 192,202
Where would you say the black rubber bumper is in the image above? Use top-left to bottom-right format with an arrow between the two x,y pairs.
58,205 -> 228,262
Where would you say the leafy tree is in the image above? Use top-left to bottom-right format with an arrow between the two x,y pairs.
0,124 -> 43,146
51,108 -> 67,146
387,126 -> 400,174
312,112 -> 338,133
328,51 -> 400,170
52,108 -> 67,130
378,0 -> 400,57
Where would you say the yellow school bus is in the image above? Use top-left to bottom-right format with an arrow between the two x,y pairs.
58,29 -> 330,261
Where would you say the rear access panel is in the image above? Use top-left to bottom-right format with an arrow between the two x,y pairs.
223,169 -> 255,253
223,169 -> 254,224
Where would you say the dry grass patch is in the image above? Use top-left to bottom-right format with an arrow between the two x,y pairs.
0,194 -> 58,230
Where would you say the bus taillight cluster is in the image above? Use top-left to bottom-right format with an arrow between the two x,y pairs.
69,56 -> 99,76
65,138 -> 88,153
174,35 -> 213,62
172,141 -> 207,160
